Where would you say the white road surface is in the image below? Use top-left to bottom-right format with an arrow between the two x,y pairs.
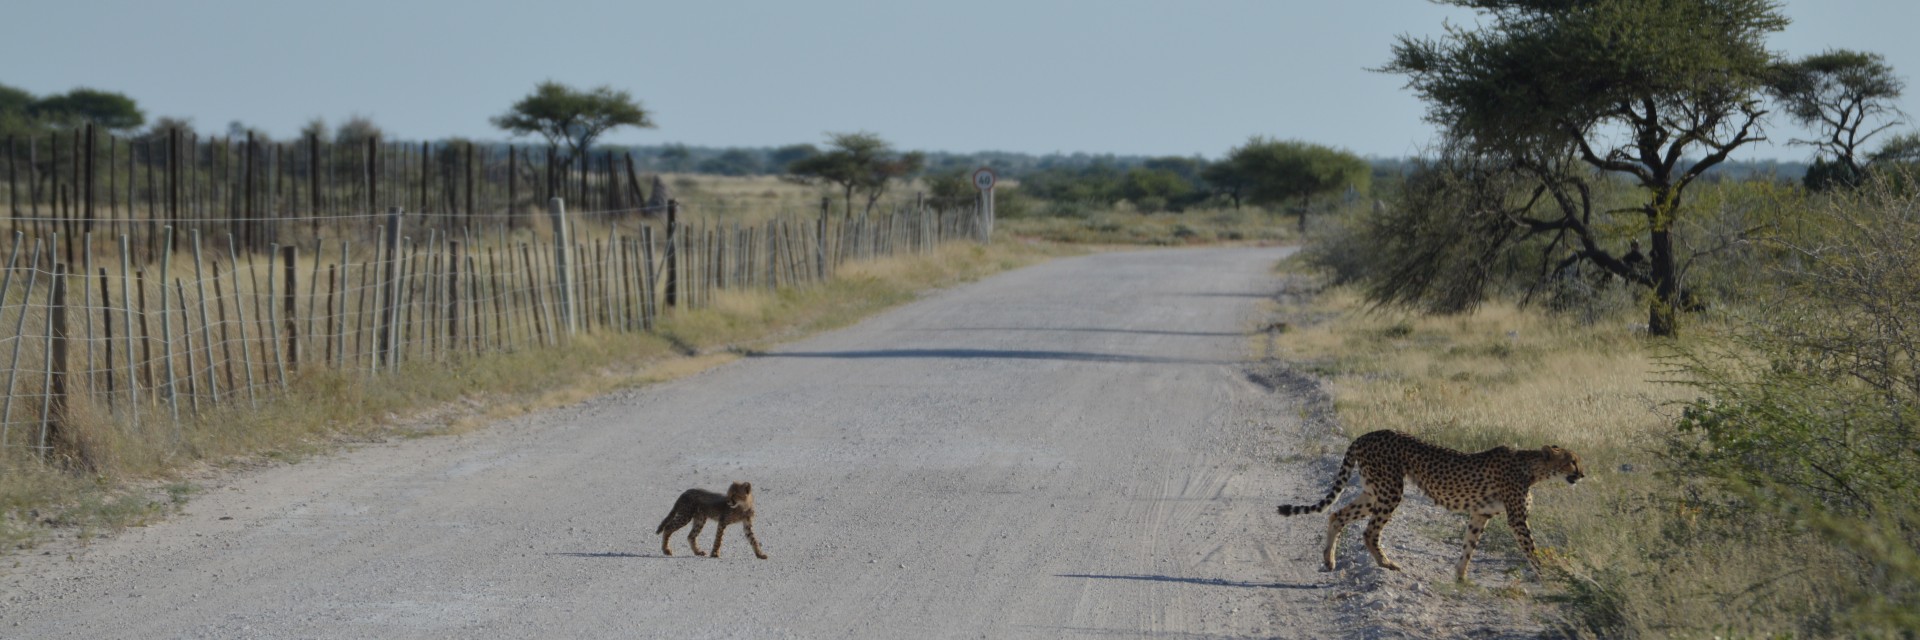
2,246 -> 1358,639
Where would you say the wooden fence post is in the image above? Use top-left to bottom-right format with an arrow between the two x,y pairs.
640,225 -> 658,330
157,227 -> 178,423
548,197 -> 575,336
98,268 -> 115,406
447,241 -> 461,351
282,244 -> 298,372
379,207 -> 404,369
817,197 -> 828,281
226,234 -> 257,407
191,231 -> 220,402
42,264 -> 68,459
265,243 -> 286,389
173,280 -> 199,415
664,199 -> 679,309
337,240 -> 350,365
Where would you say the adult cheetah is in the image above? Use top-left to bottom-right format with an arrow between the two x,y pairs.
1277,430 -> 1584,581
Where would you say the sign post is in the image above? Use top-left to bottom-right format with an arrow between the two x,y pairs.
972,167 -> 996,245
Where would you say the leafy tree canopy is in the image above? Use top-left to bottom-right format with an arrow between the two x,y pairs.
492,81 -> 653,161
786,132 -> 924,217
1214,137 -> 1368,228
30,87 -> 145,130
333,114 -> 383,145
1872,131 -> 1920,165
133,116 -> 194,144
1380,0 -> 1789,335
1389,0 -> 1785,169
1770,49 -> 1906,186
769,143 -> 819,169
0,83 -> 34,115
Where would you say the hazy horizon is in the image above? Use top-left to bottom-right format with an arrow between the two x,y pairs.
4,1 -> 1916,162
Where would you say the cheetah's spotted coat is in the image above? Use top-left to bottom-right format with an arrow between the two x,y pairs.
1277,430 -> 1584,580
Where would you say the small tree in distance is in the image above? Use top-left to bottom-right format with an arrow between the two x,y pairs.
492,81 -> 654,167
30,87 -> 145,131
1769,49 -> 1906,190
786,132 -> 923,218
333,114 -> 384,145
1216,136 -> 1369,231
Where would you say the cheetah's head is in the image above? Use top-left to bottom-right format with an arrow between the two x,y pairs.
727,481 -> 754,508
1541,446 -> 1585,485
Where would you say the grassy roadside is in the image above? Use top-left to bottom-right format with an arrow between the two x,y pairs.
1,240 -> 1077,553
1264,280 -> 1856,637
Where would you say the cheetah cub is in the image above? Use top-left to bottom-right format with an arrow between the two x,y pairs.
655,481 -> 768,559
1277,430 -> 1584,581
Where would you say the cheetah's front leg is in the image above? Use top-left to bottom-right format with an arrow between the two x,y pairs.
1507,503 -> 1543,579
1456,511 -> 1494,582
744,522 -> 768,559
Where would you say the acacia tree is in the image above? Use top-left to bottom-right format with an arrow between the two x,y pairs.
0,84 -> 34,134
134,116 -> 194,146
492,81 -> 653,167
30,87 -> 145,131
1382,0 -> 1789,336
1769,49 -> 1906,189
1200,159 -> 1252,209
786,132 -> 922,218
332,114 -> 383,145
1216,137 -> 1369,231
1872,132 -> 1920,165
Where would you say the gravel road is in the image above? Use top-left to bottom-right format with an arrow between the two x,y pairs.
2,246 -> 1359,638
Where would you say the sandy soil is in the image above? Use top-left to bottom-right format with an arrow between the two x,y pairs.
0,246 -> 1545,638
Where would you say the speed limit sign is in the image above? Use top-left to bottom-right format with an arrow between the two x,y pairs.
972,167 -> 997,192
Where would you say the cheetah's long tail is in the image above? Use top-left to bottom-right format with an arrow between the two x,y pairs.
655,495 -> 689,534
1277,453 -> 1356,516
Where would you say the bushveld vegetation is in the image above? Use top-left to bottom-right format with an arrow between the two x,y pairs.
1289,174 -> 1919,637
1284,0 -> 1920,634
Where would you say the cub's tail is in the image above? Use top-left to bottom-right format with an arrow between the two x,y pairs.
656,493 -> 688,534
1277,453 -> 1356,516
654,511 -> 674,535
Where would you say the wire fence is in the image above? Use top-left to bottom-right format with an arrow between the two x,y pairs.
0,193 -> 988,461
4,123 -> 822,266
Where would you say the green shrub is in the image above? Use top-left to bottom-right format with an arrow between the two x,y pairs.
1668,176 -> 1920,635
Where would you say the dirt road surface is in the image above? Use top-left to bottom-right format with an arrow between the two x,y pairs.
3,246 -> 1366,638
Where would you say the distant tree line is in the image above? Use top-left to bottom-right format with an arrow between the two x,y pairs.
3,78 -> 1823,230
0,84 -> 146,136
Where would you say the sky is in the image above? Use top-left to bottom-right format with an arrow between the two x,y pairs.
3,0 -> 1916,161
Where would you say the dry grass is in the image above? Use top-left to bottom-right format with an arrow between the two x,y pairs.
1268,284 -> 1850,637
1274,288 -> 1678,456
666,173 -> 953,225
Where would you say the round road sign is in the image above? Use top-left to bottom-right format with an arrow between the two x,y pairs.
972,167 -> 997,192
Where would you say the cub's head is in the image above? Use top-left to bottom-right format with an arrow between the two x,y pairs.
1540,445 -> 1585,485
727,481 -> 754,507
